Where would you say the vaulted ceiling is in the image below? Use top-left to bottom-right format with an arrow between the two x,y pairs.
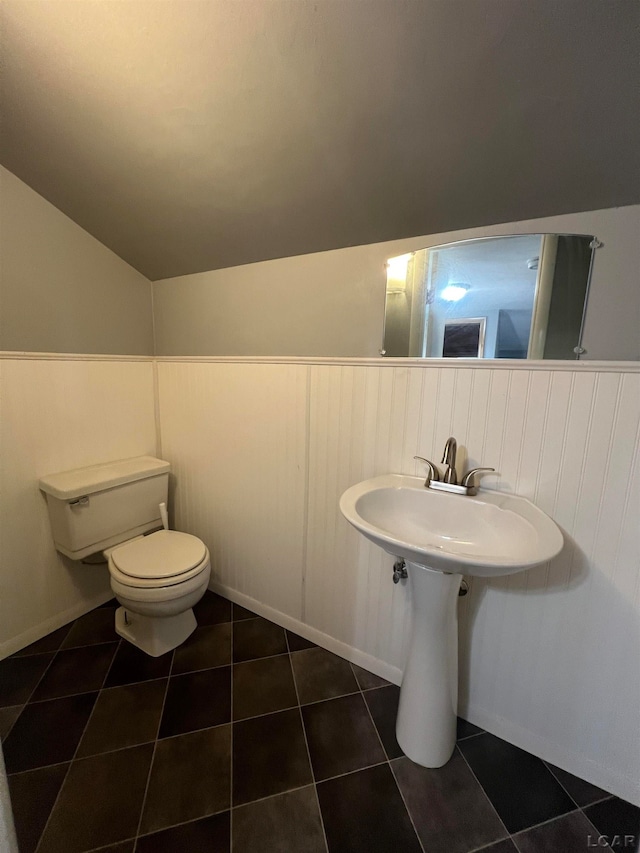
1,0 -> 639,280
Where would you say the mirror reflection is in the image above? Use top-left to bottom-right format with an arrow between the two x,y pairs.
382,234 -> 596,360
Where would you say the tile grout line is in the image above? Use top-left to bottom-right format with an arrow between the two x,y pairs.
15,632 -> 70,709
20,641 -> 121,705
464,840 -> 514,853
456,729 -> 486,742
509,804 -> 591,840
131,648 -> 175,852
9,616 -> 76,659
286,629 -> 330,853
576,812 -> 616,853
33,639 -> 123,853
18,635 -> 121,657
455,739 -> 608,845
0,705 -> 24,743
85,837 -> 137,853
232,780 -> 320,812
543,761 -> 614,811
351,662 -> 426,853
537,761 -> 580,812
453,741 -> 512,843
312,759 -> 391,787
580,794 -> 616,808
104,808 -> 231,852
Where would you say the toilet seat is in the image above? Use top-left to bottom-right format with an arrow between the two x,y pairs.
108,530 -> 209,589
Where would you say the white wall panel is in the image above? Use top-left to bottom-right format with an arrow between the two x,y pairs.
155,358 -> 638,804
156,362 -> 308,620
0,357 -> 156,656
302,362 -> 639,804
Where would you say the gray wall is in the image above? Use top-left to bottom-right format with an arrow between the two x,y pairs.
0,167 -> 154,355
153,245 -> 386,358
153,205 -> 640,361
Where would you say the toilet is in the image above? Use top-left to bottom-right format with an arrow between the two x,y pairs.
39,456 -> 211,657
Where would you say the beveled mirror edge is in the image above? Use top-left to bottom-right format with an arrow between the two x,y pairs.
381,232 -> 601,362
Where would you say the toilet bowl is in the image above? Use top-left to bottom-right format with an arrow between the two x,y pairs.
107,529 -> 211,657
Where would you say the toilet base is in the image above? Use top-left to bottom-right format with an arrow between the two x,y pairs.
115,605 -> 196,657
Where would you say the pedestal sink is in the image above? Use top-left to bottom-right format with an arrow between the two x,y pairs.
339,474 -> 563,768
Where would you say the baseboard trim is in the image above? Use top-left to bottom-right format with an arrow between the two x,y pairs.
0,591 -> 114,660
208,580 -> 403,686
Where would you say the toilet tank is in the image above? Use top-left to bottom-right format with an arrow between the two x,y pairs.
39,456 -> 170,560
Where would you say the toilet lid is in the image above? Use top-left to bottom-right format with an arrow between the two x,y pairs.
111,530 -> 207,580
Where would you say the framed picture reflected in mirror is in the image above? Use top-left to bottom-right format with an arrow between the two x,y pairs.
442,318 -> 486,358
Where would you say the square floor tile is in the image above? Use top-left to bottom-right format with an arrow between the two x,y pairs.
104,641 -> 173,687
94,843 -> 135,853
31,642 -> 117,701
286,630 -> 317,652
38,743 -> 154,853
0,653 -> 53,706
317,763 -> 422,853
60,608 -> 118,648
351,663 -> 390,691
172,622 -> 231,674
514,810 -> 606,852
233,602 -> 259,621
140,725 -> 231,834
302,693 -> 386,781
459,732 -> 575,833
77,679 -> 167,757
291,647 -> 359,704
137,812 -> 230,853
3,692 -> 97,773
233,655 -> 298,720
193,590 -> 232,625
0,705 -> 22,740
233,708 -> 312,805
159,666 -> 231,737
546,762 -> 611,806
233,617 -> 287,663
363,685 -> 402,759
391,753 -> 506,853
8,763 -> 69,853
233,786 -> 325,853
584,797 -> 640,851
11,625 -> 72,657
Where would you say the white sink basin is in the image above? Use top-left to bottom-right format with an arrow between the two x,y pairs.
340,473 -> 564,769
340,474 -> 563,577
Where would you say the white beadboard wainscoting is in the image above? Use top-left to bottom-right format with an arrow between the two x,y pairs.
0,355 -> 157,657
157,358 -> 640,805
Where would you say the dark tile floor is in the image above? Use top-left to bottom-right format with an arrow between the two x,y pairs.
1,591 -> 638,853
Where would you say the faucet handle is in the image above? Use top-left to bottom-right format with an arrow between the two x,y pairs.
461,467 -> 495,492
413,456 -> 440,485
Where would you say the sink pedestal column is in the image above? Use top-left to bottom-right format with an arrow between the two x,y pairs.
396,563 -> 463,767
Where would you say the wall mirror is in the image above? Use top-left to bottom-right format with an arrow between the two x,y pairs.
382,234 -> 597,360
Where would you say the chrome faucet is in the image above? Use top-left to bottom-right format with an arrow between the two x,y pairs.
441,437 -> 457,484
414,436 -> 496,495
